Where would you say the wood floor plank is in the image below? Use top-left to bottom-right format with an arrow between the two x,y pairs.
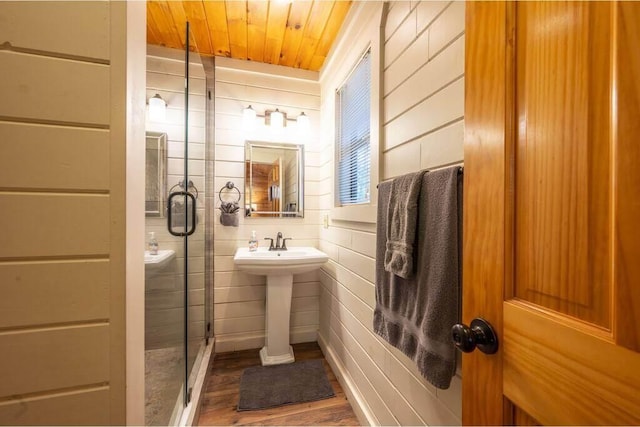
196,342 -> 360,426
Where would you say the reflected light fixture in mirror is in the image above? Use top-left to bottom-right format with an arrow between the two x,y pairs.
148,93 -> 167,122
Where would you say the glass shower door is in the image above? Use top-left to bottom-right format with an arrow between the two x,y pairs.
183,22 -> 207,406
145,21 -> 207,426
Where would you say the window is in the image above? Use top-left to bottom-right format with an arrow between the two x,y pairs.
335,49 -> 371,206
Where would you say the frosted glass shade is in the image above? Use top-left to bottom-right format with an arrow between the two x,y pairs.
269,109 -> 284,129
243,105 -> 257,129
148,94 -> 166,122
297,112 -> 310,133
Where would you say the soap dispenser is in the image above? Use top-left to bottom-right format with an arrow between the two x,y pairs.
249,230 -> 258,252
148,232 -> 159,255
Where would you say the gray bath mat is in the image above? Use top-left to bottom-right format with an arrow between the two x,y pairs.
237,359 -> 335,411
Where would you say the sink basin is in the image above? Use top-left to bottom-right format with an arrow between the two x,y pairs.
233,246 -> 329,366
144,249 -> 176,276
234,246 -> 329,276
144,249 -> 175,266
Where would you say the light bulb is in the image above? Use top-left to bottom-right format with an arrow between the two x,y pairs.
243,105 -> 257,130
270,109 -> 284,129
297,111 -> 310,133
148,93 -> 167,122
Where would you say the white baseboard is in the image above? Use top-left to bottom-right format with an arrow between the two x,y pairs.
179,338 -> 213,426
214,327 -> 318,353
318,333 -> 376,427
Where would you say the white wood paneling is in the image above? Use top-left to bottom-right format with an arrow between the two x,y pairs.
147,72 -> 206,96
384,7 -> 417,68
0,122 -> 110,191
384,35 -> 464,122
0,2 -> 131,424
0,2 -> 110,60
0,51 -> 110,125
427,1 -> 465,59
215,67 -> 319,95
0,387 -> 110,426
0,194 -> 110,258
317,1 -> 464,425
383,141 -> 422,180
384,2 -> 412,42
384,77 -> 464,151
0,260 -> 109,329
0,325 -> 109,397
215,82 -> 320,111
147,56 -> 206,78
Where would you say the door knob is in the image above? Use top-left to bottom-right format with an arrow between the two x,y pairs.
451,318 -> 498,354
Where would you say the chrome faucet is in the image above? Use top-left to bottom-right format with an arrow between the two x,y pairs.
265,232 -> 291,251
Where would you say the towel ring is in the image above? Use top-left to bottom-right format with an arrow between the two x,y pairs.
219,181 -> 241,203
169,180 -> 199,199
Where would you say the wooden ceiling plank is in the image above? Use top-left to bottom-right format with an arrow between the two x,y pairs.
146,7 -> 162,46
166,1 -> 189,48
279,0 -> 313,68
296,0 -> 336,70
312,1 -> 351,67
309,55 -> 326,72
247,1 -> 269,63
226,0 -> 248,60
202,0 -> 231,58
182,1 -> 214,55
264,1 -> 290,65
147,1 -> 183,49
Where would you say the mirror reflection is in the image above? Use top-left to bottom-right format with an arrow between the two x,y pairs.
245,141 -> 304,218
145,131 -> 168,217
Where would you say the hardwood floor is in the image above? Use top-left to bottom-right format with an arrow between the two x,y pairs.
196,342 -> 360,426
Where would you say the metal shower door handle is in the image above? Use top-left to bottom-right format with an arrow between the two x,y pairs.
167,191 -> 196,237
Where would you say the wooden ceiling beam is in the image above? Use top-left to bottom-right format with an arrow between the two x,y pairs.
225,0 -> 248,60
247,1 -> 269,63
182,1 -> 214,55
146,0 -> 351,71
166,1 -> 189,48
279,0 -> 313,68
309,1 -> 351,71
264,1 -> 290,66
295,0 -> 336,70
202,0 -> 231,58
148,1 -> 183,49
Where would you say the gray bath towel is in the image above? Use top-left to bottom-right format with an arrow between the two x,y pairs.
384,170 -> 427,279
374,166 -> 462,389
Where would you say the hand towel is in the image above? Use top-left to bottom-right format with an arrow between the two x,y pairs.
384,170 -> 427,279
374,166 -> 462,389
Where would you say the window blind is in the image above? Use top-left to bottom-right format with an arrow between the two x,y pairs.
336,50 -> 371,206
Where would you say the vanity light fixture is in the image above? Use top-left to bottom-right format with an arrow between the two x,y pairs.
242,106 -> 311,131
267,109 -> 285,129
297,111 -> 310,133
148,93 -> 167,122
243,105 -> 257,129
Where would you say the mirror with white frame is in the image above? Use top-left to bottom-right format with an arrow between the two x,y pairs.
245,141 -> 304,218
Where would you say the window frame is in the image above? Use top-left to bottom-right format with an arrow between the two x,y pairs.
330,12 -> 381,224
335,48 -> 372,208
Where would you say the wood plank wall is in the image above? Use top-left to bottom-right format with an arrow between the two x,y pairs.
213,57 -> 322,352
144,45 -> 207,352
317,2 -> 463,425
0,2 -> 129,424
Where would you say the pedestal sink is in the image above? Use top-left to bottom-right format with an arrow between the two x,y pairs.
234,246 -> 329,365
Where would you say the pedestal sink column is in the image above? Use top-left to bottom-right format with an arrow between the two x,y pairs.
259,273 -> 295,365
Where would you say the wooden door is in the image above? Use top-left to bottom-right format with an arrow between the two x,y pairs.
463,2 -> 640,424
